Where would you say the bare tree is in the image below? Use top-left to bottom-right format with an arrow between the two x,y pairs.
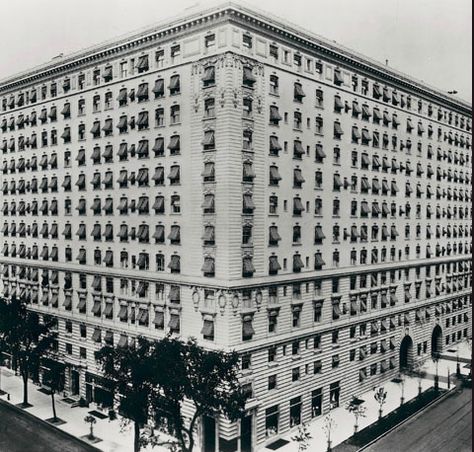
373,387 -> 387,419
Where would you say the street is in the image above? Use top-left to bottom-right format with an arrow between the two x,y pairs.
365,387 -> 472,452
0,400 -> 99,452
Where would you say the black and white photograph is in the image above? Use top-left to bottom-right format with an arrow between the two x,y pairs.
0,1 -> 471,451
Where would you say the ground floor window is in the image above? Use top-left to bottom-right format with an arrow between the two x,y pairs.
311,388 -> 322,417
265,405 -> 279,438
329,381 -> 340,408
289,396 -> 302,427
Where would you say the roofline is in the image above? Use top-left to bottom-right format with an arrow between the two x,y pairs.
0,0 -> 471,113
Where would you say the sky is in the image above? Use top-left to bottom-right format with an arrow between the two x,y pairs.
0,0 -> 471,103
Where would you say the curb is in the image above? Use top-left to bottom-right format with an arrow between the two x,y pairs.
0,397 -> 102,452
356,387 -> 456,452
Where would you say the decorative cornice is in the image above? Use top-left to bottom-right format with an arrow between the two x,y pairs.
0,2 -> 471,115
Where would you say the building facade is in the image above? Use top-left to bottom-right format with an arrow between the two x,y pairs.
0,2 -> 471,450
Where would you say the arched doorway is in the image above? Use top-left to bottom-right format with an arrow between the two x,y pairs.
399,335 -> 414,370
431,325 -> 443,356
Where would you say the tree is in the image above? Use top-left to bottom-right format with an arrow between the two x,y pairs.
42,357 -> 64,422
146,336 -> 248,452
95,336 -> 155,452
84,415 -> 97,440
291,422 -> 313,451
322,409 -> 336,452
345,396 -> 366,435
411,359 -> 427,395
0,297 -> 56,406
373,387 -> 387,419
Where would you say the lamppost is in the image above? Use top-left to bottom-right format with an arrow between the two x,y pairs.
399,373 -> 406,405
0,358 -> 5,396
447,367 -> 451,389
432,353 -> 440,391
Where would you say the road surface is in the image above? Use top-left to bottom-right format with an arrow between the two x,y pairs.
365,387 -> 472,452
0,400 -> 98,452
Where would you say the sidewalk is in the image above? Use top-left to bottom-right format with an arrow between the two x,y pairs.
271,354 -> 471,452
0,352 -> 470,452
0,367 -> 165,452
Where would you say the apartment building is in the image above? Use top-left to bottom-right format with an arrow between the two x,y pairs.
0,2 -> 471,450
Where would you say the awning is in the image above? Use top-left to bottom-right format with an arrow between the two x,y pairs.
314,226 -> 325,240
168,135 -> 180,152
201,162 -> 215,179
242,257 -> 255,275
168,225 -> 180,242
153,310 -> 164,328
202,194 -> 214,211
270,106 -> 282,122
202,66 -> 215,83
404,313 -> 410,323
293,254 -> 304,271
373,85 -> 381,98
202,225 -> 215,243
359,347 -> 367,359
104,303 -> 113,317
371,322 -> 378,334
90,122 -> 100,135
168,255 -> 180,272
92,299 -> 101,315
136,55 -> 149,71
137,111 -> 148,128
63,296 -> 72,309
118,305 -> 128,321
269,256 -> 281,273
168,313 -> 180,330
293,141 -> 305,156
269,166 -> 282,182
293,197 -> 304,213
117,89 -> 127,102
169,75 -> 180,91
361,129 -> 371,141
352,127 -> 361,140
294,169 -> 305,184
201,257 -> 215,274
202,130 -> 215,147
243,67 -> 256,85
168,165 -> 180,181
270,135 -> 282,151
332,300 -> 342,317
138,308 -> 149,323
137,140 -> 149,157
334,122 -> 344,136
242,316 -> 255,336
243,194 -> 255,211
92,328 -> 102,343
77,297 -> 86,311
118,335 -> 128,347
136,83 -> 149,99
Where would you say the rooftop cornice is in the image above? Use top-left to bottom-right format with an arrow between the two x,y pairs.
0,1 -> 471,114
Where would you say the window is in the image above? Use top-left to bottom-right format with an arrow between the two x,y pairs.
170,105 -> 180,124
242,34 -> 252,48
204,34 -> 215,48
204,98 -> 215,118
169,75 -> 180,95
265,405 -> 279,438
291,367 -> 300,382
269,75 -> 279,95
329,381 -> 340,408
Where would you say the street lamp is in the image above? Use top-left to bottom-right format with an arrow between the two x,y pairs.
432,353 -> 440,391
